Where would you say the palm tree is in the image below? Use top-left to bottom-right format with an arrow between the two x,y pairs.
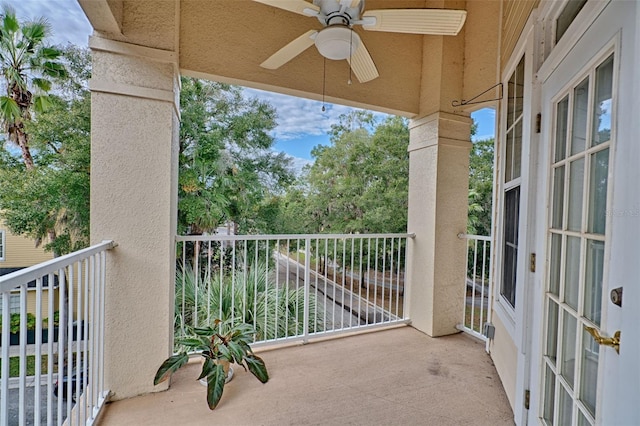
0,5 -> 66,170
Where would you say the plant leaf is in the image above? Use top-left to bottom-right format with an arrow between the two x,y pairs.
153,352 -> 189,385
216,342 -> 232,361
206,363 -> 226,410
226,340 -> 245,365
193,326 -> 215,336
175,337 -> 208,350
244,354 -> 269,383
197,357 -> 215,381
33,94 -> 52,112
0,96 -> 21,122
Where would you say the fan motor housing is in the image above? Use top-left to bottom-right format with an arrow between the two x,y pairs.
314,26 -> 361,60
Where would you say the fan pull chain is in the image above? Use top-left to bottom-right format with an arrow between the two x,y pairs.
322,57 -> 326,112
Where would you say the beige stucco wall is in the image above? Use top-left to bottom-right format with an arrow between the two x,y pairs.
407,112 -> 471,336
81,0 -> 500,118
489,314 -> 517,409
89,38 -> 179,400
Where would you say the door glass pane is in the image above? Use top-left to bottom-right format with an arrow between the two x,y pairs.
588,149 -> 609,235
552,166 -> 565,229
513,120 -> 522,179
584,240 -> 604,326
571,78 -> 590,155
543,364 -> 556,423
580,329 -> 599,416
501,187 -> 520,308
546,301 -> 559,363
507,74 -> 516,129
577,410 -> 592,426
549,233 -> 562,296
515,58 -> 525,119
505,130 -> 513,182
592,55 -> 613,147
561,313 -> 577,388
556,97 -> 569,162
568,158 -> 585,232
564,236 -> 581,310
559,384 -> 574,425
556,0 -> 588,43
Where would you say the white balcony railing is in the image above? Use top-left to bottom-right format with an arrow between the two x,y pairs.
175,234 -> 414,349
458,234 -> 492,344
0,240 -> 115,426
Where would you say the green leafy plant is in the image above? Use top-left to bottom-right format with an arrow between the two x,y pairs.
154,319 -> 269,410
175,260 -> 323,346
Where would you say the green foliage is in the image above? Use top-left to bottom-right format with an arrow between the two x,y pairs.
175,259 -> 322,342
468,137 -> 494,236
154,320 -> 269,410
283,112 -> 409,235
178,77 -> 294,235
0,46 -> 90,254
0,312 -> 58,333
0,354 -> 56,378
0,5 -> 67,169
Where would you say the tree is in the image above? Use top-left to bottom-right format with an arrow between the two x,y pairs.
178,77 -> 294,236
468,137 -> 494,236
0,5 -> 66,170
303,112 -> 409,234
0,46 -> 90,254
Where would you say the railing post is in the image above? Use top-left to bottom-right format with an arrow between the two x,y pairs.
303,238 -> 311,343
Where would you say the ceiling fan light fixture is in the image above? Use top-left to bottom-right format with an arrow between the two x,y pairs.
315,26 -> 361,60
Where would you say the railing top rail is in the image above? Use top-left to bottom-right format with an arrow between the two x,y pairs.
457,233 -> 492,242
0,240 -> 116,294
175,233 -> 416,242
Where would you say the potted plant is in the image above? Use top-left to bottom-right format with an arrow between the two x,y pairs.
154,319 -> 269,410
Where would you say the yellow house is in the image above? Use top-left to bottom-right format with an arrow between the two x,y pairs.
0,219 -> 56,319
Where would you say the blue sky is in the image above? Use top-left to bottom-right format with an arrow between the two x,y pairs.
11,0 -> 495,167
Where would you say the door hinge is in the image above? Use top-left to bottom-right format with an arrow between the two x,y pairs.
536,113 -> 542,133
530,253 -> 536,272
524,389 -> 530,410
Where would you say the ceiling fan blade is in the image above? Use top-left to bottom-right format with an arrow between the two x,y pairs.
362,9 -> 467,36
261,30 -> 318,70
252,0 -> 320,16
346,41 -> 379,83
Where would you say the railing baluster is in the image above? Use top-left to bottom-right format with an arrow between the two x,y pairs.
34,277 -> 43,426
19,284 -> 27,425
1,295 -> 10,426
170,234 -> 413,348
457,234 -> 492,341
303,238 -> 311,342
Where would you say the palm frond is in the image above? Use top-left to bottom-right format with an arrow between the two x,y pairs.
0,96 -> 20,122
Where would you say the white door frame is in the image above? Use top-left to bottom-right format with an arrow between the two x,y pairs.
526,1 -> 639,424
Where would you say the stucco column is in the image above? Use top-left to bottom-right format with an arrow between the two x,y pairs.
89,36 -> 179,399
406,112 -> 471,337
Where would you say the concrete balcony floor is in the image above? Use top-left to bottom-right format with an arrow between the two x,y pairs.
98,326 -> 513,425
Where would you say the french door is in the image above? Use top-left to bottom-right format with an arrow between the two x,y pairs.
540,52 -> 614,425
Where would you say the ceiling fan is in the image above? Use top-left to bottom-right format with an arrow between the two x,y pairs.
253,0 -> 467,83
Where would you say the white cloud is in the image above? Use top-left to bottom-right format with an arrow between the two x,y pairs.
244,88 -> 353,141
288,156 -> 314,176
244,88 -> 389,142
9,0 -> 92,47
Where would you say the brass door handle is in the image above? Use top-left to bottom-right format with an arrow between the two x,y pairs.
585,327 -> 620,354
